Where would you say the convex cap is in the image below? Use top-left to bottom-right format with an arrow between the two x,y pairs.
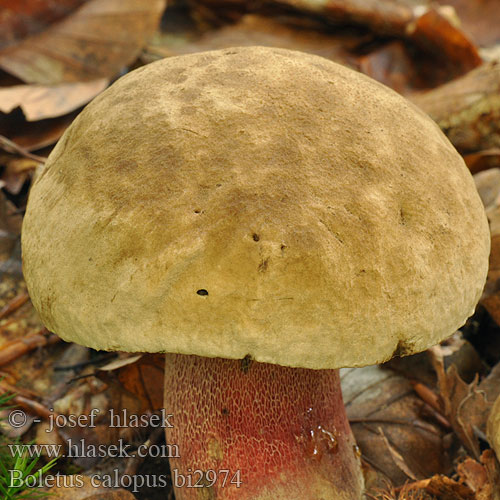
488,394 -> 500,460
22,46 -> 490,369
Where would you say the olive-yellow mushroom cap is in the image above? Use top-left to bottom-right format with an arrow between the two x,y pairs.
21,46 -> 490,369
487,394 -> 500,460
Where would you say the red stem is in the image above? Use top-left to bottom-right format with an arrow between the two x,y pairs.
164,353 -> 363,499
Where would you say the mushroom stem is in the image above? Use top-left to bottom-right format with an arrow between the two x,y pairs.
164,353 -> 363,500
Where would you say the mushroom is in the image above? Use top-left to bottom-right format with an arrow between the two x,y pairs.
487,394 -> 500,461
21,47 -> 490,499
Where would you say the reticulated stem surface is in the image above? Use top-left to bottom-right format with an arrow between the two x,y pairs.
164,353 -> 363,500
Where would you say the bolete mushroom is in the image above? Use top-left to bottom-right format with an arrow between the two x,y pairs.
22,47 -> 490,500
487,394 -> 500,461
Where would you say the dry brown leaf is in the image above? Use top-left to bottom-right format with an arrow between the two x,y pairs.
115,353 -> 164,412
457,451 -> 500,500
411,61 -> 500,154
146,14 -> 359,68
358,41 -> 418,95
384,351 -> 437,388
435,0 -> 500,47
50,354 -> 163,468
465,149 -> 500,175
0,134 -> 46,163
341,365 -> 449,490
479,362 -> 500,405
373,474 -> 479,500
438,334 -> 485,385
1,156 -> 41,195
191,0 -> 480,77
0,0 -> 166,84
0,79 -> 108,121
99,354 -> 143,372
370,485 -> 435,500
459,458 -> 489,498
192,0 -> 415,36
0,111 -> 76,151
377,427 -> 418,481
406,8 -> 481,76
0,0 -> 86,49
404,475 -> 475,500
430,347 -> 492,458
474,169 -> 500,210
148,9 -> 456,94
482,450 -> 500,500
